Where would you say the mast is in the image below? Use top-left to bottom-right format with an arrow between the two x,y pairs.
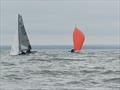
18,14 -> 21,52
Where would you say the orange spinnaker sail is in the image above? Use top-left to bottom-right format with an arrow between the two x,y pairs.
73,27 -> 85,52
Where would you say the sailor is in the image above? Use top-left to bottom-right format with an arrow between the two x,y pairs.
26,45 -> 31,53
71,49 -> 75,53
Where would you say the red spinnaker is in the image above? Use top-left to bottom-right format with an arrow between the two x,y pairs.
73,27 -> 85,52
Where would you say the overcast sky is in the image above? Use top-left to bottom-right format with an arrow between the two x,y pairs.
0,0 -> 119,45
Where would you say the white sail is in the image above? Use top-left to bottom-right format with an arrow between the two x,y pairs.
10,27 -> 20,55
10,14 -> 31,55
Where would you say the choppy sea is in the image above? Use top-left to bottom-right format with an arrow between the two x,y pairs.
0,46 -> 120,90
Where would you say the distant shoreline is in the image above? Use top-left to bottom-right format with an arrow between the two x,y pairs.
0,45 -> 119,49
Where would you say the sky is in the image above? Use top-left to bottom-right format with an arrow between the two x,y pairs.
0,0 -> 119,46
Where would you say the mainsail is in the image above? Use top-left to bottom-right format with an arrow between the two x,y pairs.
10,14 -> 31,55
73,26 -> 85,52
18,14 -> 31,51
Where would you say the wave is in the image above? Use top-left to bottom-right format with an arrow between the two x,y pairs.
40,70 -> 78,76
1,62 -> 16,66
101,70 -> 120,75
103,78 -> 120,84
67,81 -> 82,85
4,74 -> 23,81
80,70 -> 100,74
28,59 -> 51,62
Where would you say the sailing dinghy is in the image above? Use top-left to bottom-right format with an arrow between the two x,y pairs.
10,14 -> 32,55
71,26 -> 85,53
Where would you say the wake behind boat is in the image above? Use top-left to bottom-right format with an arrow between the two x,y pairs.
10,14 -> 32,55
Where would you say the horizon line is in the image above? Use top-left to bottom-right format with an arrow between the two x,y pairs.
0,44 -> 119,47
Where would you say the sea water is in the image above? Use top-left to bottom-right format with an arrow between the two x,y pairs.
0,46 -> 120,90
